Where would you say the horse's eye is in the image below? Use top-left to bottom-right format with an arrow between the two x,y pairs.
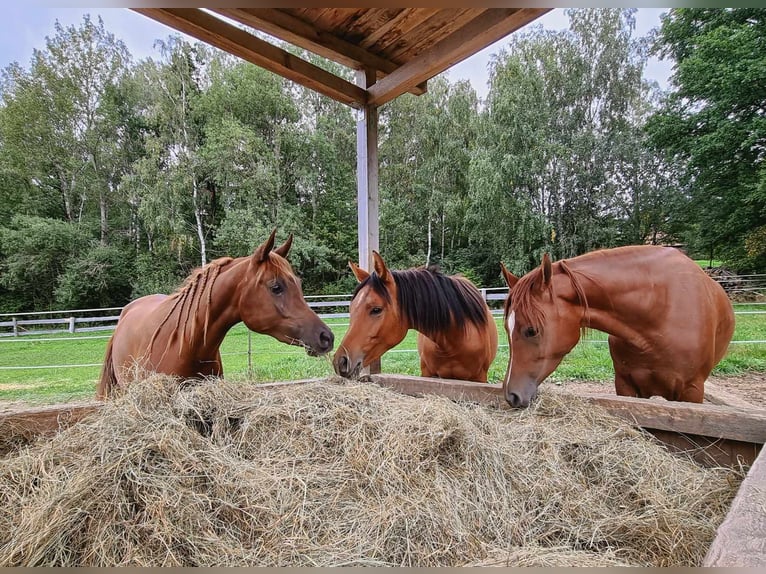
270,283 -> 284,295
524,326 -> 538,338
370,307 -> 383,316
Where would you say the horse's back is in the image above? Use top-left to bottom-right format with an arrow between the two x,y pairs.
604,246 -> 734,399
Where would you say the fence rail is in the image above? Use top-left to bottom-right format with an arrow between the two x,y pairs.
1,274 -> 764,338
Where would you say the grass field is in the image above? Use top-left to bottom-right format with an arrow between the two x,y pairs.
2,304 -> 765,405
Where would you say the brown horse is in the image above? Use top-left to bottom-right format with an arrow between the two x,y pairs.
499,245 -> 735,407
333,251 -> 498,382
97,230 -> 334,399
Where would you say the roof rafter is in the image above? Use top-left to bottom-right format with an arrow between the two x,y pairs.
132,8 -> 367,108
213,8 -> 426,95
367,8 -> 548,106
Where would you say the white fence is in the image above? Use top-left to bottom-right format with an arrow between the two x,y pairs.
0,289 -> 509,338
1,273 -> 765,338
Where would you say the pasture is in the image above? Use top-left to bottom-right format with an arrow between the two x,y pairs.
2,305 -> 765,405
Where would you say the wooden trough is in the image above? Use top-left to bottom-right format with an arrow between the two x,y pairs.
1,374 -> 765,567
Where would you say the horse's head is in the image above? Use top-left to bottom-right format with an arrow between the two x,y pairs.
333,251 -> 407,378
240,229 -> 334,356
500,254 -> 582,408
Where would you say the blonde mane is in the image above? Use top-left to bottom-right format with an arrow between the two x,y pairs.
510,259 -> 590,334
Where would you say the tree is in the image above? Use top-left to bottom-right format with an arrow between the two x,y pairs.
0,16 -> 131,242
647,8 -> 766,270
468,8 -> 654,281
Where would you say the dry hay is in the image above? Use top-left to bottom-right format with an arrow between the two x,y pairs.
0,376 -> 742,567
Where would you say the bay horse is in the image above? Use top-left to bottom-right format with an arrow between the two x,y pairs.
96,229 -> 334,399
333,251 -> 498,382
499,245 -> 735,407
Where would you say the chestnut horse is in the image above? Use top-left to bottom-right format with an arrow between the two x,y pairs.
499,245 -> 735,407
333,251 -> 498,382
97,230 -> 334,399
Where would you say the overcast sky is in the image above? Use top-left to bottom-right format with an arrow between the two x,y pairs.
0,7 -> 674,101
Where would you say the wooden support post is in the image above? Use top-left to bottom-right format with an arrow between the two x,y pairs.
356,67 -> 380,375
69,316 -> 76,334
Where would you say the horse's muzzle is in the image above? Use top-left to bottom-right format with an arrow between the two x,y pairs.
333,353 -> 362,379
307,327 -> 334,356
504,379 -> 538,408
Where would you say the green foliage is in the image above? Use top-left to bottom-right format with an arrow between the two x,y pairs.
54,243 -> 134,309
647,8 -> 766,271
0,215 -> 92,311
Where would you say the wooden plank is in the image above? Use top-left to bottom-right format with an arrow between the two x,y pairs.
214,8 -> 426,96
385,9 -> 480,63
370,374 -> 766,445
132,8 -> 367,108
577,392 -> 766,445
0,401 -> 102,446
704,446 -> 766,566
360,8 -> 439,53
647,429 -> 761,468
5,375 -> 765,465
368,8 -> 549,106
216,9 -> 393,75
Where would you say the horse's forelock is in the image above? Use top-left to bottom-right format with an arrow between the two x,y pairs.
510,267 -> 547,333
252,252 -> 300,286
351,272 -> 392,304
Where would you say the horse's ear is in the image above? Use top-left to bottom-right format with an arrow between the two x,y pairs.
273,233 -> 293,259
372,251 -> 390,283
541,253 -> 552,287
252,228 -> 277,264
349,261 -> 370,283
500,262 -> 519,289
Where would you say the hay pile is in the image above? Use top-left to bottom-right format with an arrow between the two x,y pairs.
0,376 -> 740,566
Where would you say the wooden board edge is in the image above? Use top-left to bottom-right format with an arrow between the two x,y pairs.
703,445 -> 766,566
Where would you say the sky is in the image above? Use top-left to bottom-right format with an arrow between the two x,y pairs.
0,7 -> 674,100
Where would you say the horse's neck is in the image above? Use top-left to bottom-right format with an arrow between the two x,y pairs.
562,256 -> 652,346
183,258 -> 247,355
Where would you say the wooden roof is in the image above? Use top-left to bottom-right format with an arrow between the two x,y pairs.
132,7 -> 550,108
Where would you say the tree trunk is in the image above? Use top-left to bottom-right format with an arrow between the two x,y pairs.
192,177 -> 207,266
425,216 -> 432,267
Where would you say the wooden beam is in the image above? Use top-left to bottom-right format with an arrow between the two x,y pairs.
367,8 -> 550,106
0,401 -> 102,452
355,67 -> 380,275
5,375 -> 765,466
369,374 -> 766,445
213,8 -> 426,96
131,8 -> 367,108
356,68 -> 381,375
704,446 -> 766,566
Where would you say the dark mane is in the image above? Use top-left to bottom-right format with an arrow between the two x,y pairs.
353,266 -> 488,335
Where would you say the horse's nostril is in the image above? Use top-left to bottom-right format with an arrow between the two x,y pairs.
507,392 -> 522,408
336,355 -> 349,375
320,329 -> 334,350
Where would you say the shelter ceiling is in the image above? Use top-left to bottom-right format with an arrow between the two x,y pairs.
133,7 -> 550,107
